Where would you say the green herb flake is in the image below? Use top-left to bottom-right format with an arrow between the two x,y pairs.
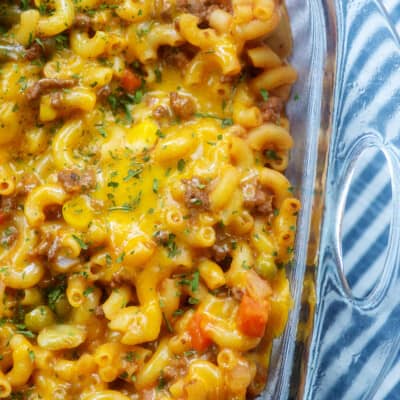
260,88 -> 269,101
154,66 -> 162,83
156,129 -> 165,138
177,159 -> 185,172
123,167 -> 143,181
124,351 -> 137,362
163,234 -> 180,258
157,371 -> 166,390
116,252 -> 126,263
83,287 -> 94,297
28,349 -> 35,361
265,149 -> 281,161
152,178 -> 159,194
72,235 -> 88,250
162,311 -> 174,333
191,270 -> 200,292
188,297 -> 199,305
97,126 -> 107,138
173,309 -> 184,317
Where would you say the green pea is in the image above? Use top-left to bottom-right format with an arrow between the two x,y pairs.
255,255 -> 277,280
53,294 -> 72,319
24,306 -> 56,333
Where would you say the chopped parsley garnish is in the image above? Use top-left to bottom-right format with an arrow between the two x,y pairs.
265,149 -> 282,161
116,252 -> 125,263
173,309 -> 184,317
188,297 -> 199,305
124,351 -> 137,362
154,66 -> 162,82
83,287 -> 94,297
156,129 -> 165,138
72,235 -> 88,250
157,371 -> 166,390
177,159 -> 186,172
260,88 -> 269,101
123,167 -> 143,181
47,277 -> 66,311
152,178 -> 159,194
162,311 -> 174,333
194,112 -> 233,128
191,270 -> 200,292
163,234 -> 180,258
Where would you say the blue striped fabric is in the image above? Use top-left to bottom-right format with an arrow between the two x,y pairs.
304,1 -> 400,399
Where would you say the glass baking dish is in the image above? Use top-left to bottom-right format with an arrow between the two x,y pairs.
260,0 -> 400,398
258,0 -> 335,397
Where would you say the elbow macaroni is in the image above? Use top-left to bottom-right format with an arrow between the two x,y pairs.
0,0 -> 299,398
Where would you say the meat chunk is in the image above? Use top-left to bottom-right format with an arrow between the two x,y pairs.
166,50 -> 190,70
0,196 -> 17,214
24,38 -> 57,61
110,271 -> 127,288
0,196 -> 17,223
157,0 -> 174,20
260,96 -> 284,123
210,225 -> 234,265
242,181 -> 274,216
176,0 -> 231,22
152,105 -> 169,120
163,356 -> 188,381
170,92 -> 196,120
153,230 -> 170,245
17,173 -> 40,195
57,168 -> 96,193
43,204 -> 62,220
74,13 -> 91,29
50,92 -> 63,109
24,42 -> 43,61
211,242 -> 230,263
182,177 -> 209,210
25,78 -> 76,101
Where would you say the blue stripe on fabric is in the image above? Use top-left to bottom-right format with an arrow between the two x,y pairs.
342,182 -> 391,254
344,153 -> 383,210
334,3 -> 377,121
393,2 -> 400,20
345,224 -> 390,290
341,52 -> 399,129
378,87 -> 400,134
316,308 -> 400,400
386,378 -> 400,400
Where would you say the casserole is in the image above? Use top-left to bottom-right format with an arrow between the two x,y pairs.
0,0 -> 304,399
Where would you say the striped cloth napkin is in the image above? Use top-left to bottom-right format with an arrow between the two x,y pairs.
304,1 -> 400,399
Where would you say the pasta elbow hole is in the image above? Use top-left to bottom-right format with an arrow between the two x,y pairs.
0,179 -> 15,196
0,380 -> 11,398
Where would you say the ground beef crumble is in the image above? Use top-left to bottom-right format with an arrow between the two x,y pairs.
182,177 -> 210,210
57,168 -> 96,193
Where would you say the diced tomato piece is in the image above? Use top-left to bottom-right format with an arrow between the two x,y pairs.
237,294 -> 269,338
0,211 -> 9,224
187,313 -> 212,352
121,68 -> 141,92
